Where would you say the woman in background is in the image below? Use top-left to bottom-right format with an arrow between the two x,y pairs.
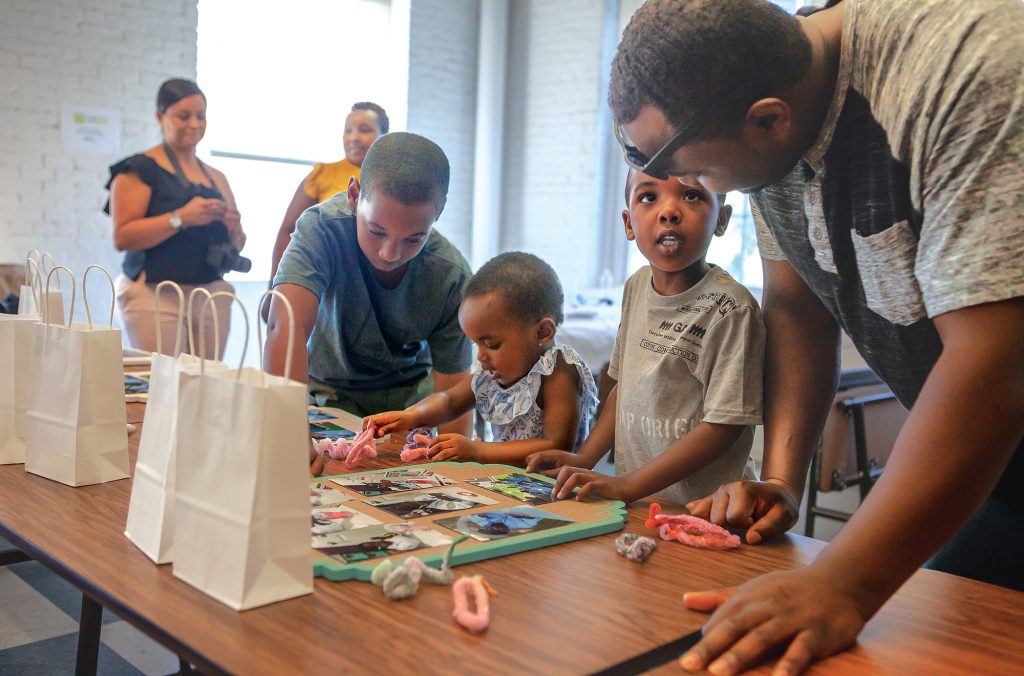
106,78 -> 246,358
266,101 -> 389,289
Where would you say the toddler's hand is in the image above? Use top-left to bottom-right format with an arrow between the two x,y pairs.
524,449 -> 577,475
364,410 -> 413,437
428,433 -> 479,462
551,466 -> 634,502
309,439 -> 325,477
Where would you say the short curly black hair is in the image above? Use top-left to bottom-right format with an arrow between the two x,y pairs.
350,101 -> 390,134
359,132 -> 449,207
464,252 -> 564,326
609,0 -> 811,135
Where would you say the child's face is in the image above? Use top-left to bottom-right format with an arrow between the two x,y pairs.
622,171 -> 730,288
459,292 -> 547,387
343,109 -> 383,166
352,191 -> 436,274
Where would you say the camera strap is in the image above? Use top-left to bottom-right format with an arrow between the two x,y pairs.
162,142 -> 216,193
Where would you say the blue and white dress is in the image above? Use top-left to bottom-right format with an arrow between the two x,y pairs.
472,343 -> 599,451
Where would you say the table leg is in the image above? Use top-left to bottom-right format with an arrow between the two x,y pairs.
75,593 -> 103,676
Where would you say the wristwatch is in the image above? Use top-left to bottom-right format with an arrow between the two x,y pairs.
169,209 -> 182,230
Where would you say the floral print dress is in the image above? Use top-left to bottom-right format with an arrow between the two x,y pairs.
472,343 -> 599,450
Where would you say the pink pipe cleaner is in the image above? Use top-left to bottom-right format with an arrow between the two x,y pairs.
645,503 -> 741,550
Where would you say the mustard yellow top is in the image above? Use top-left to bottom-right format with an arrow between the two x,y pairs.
302,158 -> 361,203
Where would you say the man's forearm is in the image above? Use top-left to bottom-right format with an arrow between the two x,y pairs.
760,287 -> 840,496
814,336 -> 1024,616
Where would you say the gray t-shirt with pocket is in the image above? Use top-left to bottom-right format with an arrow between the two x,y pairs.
274,194 -> 472,391
609,266 -> 764,505
751,0 -> 1024,508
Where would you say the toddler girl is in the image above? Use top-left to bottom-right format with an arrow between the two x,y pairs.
366,252 -> 598,466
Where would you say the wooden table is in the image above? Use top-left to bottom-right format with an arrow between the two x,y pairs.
2,403 -> 1022,674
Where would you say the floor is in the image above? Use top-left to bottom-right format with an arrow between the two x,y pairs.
0,540 -> 180,675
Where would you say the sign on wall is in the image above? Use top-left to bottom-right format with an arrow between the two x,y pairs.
60,105 -> 121,155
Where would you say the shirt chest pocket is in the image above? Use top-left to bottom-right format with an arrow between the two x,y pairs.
851,220 -> 928,326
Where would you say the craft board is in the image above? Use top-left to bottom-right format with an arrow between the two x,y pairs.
124,372 -> 151,402
311,462 -> 627,582
122,347 -> 152,367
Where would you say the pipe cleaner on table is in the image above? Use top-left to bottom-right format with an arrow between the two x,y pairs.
313,424 -> 378,469
615,533 -> 657,562
400,426 -> 434,463
451,574 -> 498,634
645,503 -> 741,550
370,535 -> 466,600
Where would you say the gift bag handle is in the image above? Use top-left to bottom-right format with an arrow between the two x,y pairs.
24,249 -> 40,285
23,256 -> 43,312
40,252 -> 61,290
44,266 -> 75,327
199,292 -> 248,379
154,281 -> 186,356
82,265 -> 115,329
186,288 -> 222,360
256,290 -> 296,384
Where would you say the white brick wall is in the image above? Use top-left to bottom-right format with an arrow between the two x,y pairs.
500,0 -> 607,294
406,0 -> 480,256
0,0 -> 197,315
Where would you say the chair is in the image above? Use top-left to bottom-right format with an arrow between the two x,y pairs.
804,369 -> 909,538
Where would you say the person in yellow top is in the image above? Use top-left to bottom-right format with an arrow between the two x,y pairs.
268,101 -> 389,286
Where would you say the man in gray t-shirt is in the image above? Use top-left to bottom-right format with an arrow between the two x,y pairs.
265,133 -> 472,434
609,0 -> 1023,672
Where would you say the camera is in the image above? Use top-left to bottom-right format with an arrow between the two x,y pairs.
206,243 -> 252,274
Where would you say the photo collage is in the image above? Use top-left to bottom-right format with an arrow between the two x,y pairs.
309,468 -> 577,564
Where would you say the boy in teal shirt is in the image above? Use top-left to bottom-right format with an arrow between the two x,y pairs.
265,133 -> 473,451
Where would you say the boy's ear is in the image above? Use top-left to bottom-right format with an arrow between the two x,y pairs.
346,176 -> 361,209
434,195 -> 447,222
622,209 -> 636,241
745,98 -> 792,145
715,203 -> 733,237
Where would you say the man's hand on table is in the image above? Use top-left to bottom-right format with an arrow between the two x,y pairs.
679,563 -> 870,676
686,479 -> 801,545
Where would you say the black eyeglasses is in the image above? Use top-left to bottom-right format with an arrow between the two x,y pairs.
614,81 -> 762,181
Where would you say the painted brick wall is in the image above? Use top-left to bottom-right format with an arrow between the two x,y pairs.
406,0 -> 480,256
500,0 -> 607,294
0,0 -> 197,313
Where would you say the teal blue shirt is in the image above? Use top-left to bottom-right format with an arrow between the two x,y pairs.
274,195 -> 472,391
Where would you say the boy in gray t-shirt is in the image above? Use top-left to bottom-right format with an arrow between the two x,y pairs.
265,133 -> 473,472
527,169 -> 764,505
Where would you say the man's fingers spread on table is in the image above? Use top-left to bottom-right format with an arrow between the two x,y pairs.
679,612 -> 761,673
706,617 -> 795,676
682,587 -> 734,613
772,630 -> 818,676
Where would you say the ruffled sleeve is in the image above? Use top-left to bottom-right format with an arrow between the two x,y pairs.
473,344 -> 599,427
103,154 -> 160,214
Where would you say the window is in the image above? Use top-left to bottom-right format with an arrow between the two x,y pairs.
195,0 -> 408,281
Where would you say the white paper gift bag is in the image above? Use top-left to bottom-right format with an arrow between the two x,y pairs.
0,311 -> 40,464
173,291 -> 312,610
25,265 -> 129,486
19,252 -> 64,325
125,286 -> 229,564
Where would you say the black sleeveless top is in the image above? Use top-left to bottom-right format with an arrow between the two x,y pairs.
104,154 -> 229,284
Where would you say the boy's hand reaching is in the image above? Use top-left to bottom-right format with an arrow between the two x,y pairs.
428,433 -> 480,462
550,466 -> 635,502
524,449 -> 580,476
678,564 -> 869,675
364,410 -> 416,438
685,479 -> 800,545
